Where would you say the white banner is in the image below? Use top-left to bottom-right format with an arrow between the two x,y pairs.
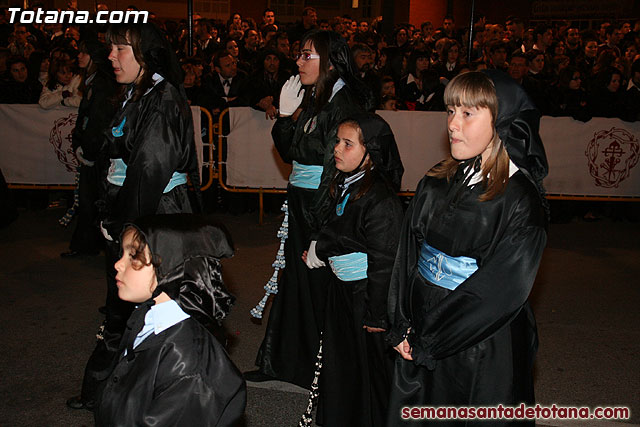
0,104 -> 78,185
226,108 -> 640,197
226,107 -> 292,189
540,116 -> 640,197
376,110 -> 449,191
0,104 -> 204,186
3,104 -> 639,197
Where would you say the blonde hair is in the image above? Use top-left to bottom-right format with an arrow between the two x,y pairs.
428,71 -> 510,201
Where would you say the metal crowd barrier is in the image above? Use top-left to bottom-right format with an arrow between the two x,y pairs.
214,108 -> 286,225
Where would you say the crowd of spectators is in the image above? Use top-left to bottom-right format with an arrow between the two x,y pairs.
1,5 -> 639,121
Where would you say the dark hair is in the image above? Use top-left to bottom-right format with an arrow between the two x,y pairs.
263,8 -> 274,16
329,119 -> 374,201
46,58 -> 74,90
441,39 -> 461,63
78,40 -> 98,75
106,24 -> 153,102
506,16 -> 523,26
533,24 -> 551,41
299,31 -> 341,112
212,49 -> 232,68
407,49 -> 430,76
351,43 -> 372,56
121,226 -> 161,270
196,18 -> 214,34
488,40 -> 508,54
595,66 -> 622,90
511,50 -> 528,64
557,66 -> 581,88
593,49 -> 618,75
604,23 -> 619,37
7,55 -> 27,70
525,48 -> 544,63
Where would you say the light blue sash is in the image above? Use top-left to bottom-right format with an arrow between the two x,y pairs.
417,243 -> 478,290
289,161 -> 322,189
106,158 -> 187,194
328,252 -> 368,281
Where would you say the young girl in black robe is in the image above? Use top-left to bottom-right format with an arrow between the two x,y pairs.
387,70 -> 549,426
95,214 -> 245,426
303,113 -> 404,426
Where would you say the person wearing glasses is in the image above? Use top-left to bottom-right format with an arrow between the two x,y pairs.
247,30 -> 374,388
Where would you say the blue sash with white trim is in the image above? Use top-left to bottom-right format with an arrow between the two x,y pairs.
328,252 -> 368,281
289,161 -> 322,189
417,243 -> 478,290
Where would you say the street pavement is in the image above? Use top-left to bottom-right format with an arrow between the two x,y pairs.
0,202 -> 638,426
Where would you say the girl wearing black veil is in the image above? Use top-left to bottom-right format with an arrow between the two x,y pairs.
387,70 -> 548,426
249,30 -> 374,388
67,23 -> 200,410
95,214 -> 245,425
304,113 -> 403,426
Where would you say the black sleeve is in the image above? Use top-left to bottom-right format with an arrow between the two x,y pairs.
271,115 -> 297,164
386,176 -> 429,347
73,77 -> 117,160
362,195 -> 404,329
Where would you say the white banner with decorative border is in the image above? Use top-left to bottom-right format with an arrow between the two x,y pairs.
0,104 -> 203,185
2,105 -> 639,197
226,108 -> 640,197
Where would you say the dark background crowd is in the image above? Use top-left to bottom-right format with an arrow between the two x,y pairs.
1,4 -> 640,122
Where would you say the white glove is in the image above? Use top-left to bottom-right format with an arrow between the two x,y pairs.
100,221 -> 114,242
278,75 -> 305,117
305,241 -> 326,269
75,147 -> 95,167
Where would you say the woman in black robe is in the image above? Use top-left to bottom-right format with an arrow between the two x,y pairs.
249,30 -> 374,388
387,70 -> 548,426
62,37 -> 117,257
67,23 -> 200,411
306,113 -> 403,426
95,214 -> 245,426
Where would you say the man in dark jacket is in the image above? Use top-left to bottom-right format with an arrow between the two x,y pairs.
199,50 -> 248,116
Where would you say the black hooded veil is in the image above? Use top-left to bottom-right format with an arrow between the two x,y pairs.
254,31 -> 371,388
386,70 -> 547,426
95,214 -> 246,426
313,113 -> 404,426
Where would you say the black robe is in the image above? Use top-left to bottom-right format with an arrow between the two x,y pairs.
68,69 -> 117,254
387,169 -> 546,426
80,79 -> 199,404
254,86 -> 364,388
101,78 -> 200,238
315,175 -> 403,426
95,317 -> 246,426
